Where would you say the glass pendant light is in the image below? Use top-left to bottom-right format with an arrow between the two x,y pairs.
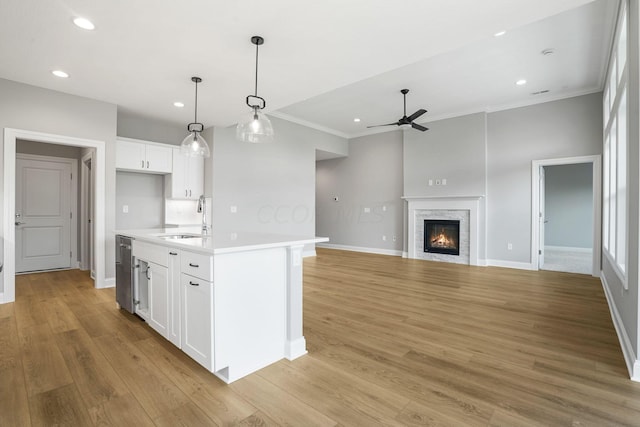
236,36 -> 274,143
181,76 -> 210,157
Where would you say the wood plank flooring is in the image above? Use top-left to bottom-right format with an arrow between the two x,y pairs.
1,249 -> 640,426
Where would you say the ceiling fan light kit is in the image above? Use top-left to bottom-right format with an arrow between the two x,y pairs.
367,89 -> 429,132
236,35 -> 274,143
180,76 -> 211,158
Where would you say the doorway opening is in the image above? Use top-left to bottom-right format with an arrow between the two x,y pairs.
531,155 -> 601,277
2,128 -> 106,304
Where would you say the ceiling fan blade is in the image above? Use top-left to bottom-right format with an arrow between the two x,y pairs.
366,122 -> 399,128
407,109 -> 427,122
411,122 -> 428,132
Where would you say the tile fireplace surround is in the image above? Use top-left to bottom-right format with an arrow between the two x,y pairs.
404,196 -> 485,266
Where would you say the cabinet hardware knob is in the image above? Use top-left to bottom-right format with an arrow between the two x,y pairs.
141,160 -> 144,168
146,161 -> 150,168
185,189 -> 188,197
169,252 -> 178,255
188,263 -> 199,268
189,281 -> 199,286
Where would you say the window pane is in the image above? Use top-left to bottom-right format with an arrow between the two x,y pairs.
603,135 -> 610,251
610,118 -> 617,258
609,57 -> 617,107
616,90 -> 627,272
604,87 -> 610,125
617,9 -> 627,83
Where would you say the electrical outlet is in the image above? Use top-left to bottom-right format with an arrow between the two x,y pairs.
122,205 -> 128,213
392,235 -> 397,242
508,243 -> 513,250
382,205 -> 387,212
230,205 -> 237,213
442,178 -> 447,185
428,179 -> 433,186
382,235 -> 386,241
364,207 -> 370,213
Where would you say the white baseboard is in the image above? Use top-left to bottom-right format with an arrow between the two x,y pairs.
317,243 -> 403,257
402,251 -> 409,258
285,337 -> 308,360
486,259 -> 536,270
0,292 -> 4,304
545,245 -> 592,253
101,277 -> 116,289
601,273 -> 639,381
303,250 -> 317,258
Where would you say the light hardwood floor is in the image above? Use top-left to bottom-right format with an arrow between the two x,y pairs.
2,248 -> 640,426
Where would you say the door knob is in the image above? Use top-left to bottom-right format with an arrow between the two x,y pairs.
15,221 -> 25,226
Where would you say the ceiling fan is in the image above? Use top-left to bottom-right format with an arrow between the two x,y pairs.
367,89 -> 428,132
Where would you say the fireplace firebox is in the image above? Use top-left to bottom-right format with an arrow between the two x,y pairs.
424,220 -> 460,255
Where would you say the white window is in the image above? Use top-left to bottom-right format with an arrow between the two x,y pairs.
602,2 -> 628,283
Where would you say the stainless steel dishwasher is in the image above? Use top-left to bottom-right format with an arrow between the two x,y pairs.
115,234 -> 135,313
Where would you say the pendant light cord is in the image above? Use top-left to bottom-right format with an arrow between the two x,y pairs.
194,80 -> 199,124
254,42 -> 259,97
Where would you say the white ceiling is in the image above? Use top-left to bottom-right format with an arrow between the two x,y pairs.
0,0 -> 612,138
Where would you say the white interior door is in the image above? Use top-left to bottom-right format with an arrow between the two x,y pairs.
538,166 -> 546,268
16,158 -> 72,272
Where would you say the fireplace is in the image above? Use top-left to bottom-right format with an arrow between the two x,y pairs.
424,220 -> 460,256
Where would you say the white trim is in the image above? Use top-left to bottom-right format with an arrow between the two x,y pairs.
80,150 -> 94,271
116,136 -> 179,148
3,128 -> 107,304
302,249 -> 317,258
15,153 -> 78,272
531,155 -> 602,278
486,259 -> 536,270
601,273 -> 639,381
402,251 -> 409,258
317,243 -> 403,257
103,277 -> 115,288
268,111 -> 351,139
544,246 -> 593,253
284,337 -> 308,360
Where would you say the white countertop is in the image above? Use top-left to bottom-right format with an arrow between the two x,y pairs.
114,227 -> 329,255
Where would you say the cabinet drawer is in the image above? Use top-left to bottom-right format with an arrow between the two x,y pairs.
133,240 -> 168,267
181,250 -> 213,281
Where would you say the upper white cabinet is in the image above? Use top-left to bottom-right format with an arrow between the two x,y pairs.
116,138 -> 172,174
166,147 -> 204,200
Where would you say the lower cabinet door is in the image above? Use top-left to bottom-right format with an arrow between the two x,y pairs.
148,262 -> 169,338
181,273 -> 213,371
167,250 -> 181,348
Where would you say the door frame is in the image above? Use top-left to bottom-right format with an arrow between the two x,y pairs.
80,150 -> 94,273
531,155 -> 601,277
16,153 -> 78,272
3,128 -> 107,303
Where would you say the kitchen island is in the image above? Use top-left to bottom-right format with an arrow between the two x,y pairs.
115,227 -> 328,383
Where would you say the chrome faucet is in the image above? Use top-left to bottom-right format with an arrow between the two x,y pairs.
197,195 -> 210,234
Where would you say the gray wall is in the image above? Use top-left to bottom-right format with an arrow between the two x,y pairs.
543,163 -> 593,248
404,112 -> 487,197
116,172 -> 165,229
117,111 -> 185,146
316,131 -> 403,252
603,0 -> 639,364
486,93 -> 603,263
0,78 -> 117,290
211,116 -> 348,251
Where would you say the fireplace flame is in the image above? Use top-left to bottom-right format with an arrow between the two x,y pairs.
431,233 -> 455,248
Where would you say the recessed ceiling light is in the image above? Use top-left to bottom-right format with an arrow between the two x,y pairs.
52,70 -> 69,78
516,79 -> 527,86
353,118 -> 361,123
173,102 -> 185,108
73,17 -> 95,30
494,30 -> 506,37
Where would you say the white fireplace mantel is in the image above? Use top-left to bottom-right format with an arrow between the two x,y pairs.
403,195 -> 485,265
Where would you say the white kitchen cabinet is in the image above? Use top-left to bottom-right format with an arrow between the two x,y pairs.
166,147 -> 204,199
181,273 -> 214,371
167,249 -> 181,348
147,261 -> 169,337
116,138 -> 172,173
